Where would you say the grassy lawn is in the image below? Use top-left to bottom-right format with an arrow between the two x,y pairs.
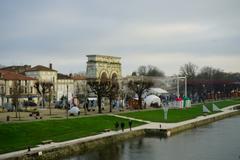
0,115 -> 145,154
118,99 -> 240,123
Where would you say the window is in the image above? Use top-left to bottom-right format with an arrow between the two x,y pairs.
10,88 -> 12,94
30,87 -> 33,93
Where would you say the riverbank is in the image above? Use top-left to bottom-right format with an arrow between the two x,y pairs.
0,104 -> 239,160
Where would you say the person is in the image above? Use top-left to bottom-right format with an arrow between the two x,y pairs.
120,122 -> 125,132
27,146 -> 31,152
114,121 -> 119,130
128,120 -> 132,131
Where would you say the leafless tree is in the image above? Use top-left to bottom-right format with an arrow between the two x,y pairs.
11,80 -> 24,120
106,80 -> 120,112
128,79 -> 153,109
197,66 -> 225,80
34,82 -> 53,114
87,78 -> 112,113
137,65 -> 165,77
179,62 -> 198,79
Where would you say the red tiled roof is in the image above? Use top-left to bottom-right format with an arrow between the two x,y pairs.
26,65 -> 57,72
0,70 -> 36,80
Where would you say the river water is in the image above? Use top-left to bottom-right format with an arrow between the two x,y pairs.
65,116 -> 240,160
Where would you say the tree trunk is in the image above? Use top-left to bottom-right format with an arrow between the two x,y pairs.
48,99 -> 51,115
18,109 -> 21,120
97,95 -> 102,113
83,98 -> 87,115
48,92 -> 51,115
15,105 -> 18,118
109,97 -> 112,113
42,94 -> 45,108
138,95 -> 142,109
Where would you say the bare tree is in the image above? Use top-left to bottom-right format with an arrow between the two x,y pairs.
106,80 -> 120,112
34,82 -> 53,114
197,66 -> 225,80
138,65 -> 147,76
87,79 -> 112,113
147,65 -> 165,77
11,80 -> 24,120
179,62 -> 198,79
75,83 -> 88,115
137,65 -> 165,77
128,79 -> 153,109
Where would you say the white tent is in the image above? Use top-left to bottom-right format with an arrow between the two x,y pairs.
203,105 -> 211,113
68,106 -> 80,116
149,88 -> 168,95
144,95 -> 161,107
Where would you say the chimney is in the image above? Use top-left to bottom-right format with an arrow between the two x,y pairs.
49,63 -> 52,69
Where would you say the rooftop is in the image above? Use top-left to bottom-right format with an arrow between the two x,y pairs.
26,65 -> 57,72
57,73 -> 72,80
0,70 -> 36,81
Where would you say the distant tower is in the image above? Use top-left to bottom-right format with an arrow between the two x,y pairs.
86,55 -> 122,80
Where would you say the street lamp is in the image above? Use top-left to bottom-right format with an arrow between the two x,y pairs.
177,76 -> 187,98
66,85 -> 69,119
224,84 -> 226,98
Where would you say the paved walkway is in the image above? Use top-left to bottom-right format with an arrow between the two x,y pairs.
0,104 -> 239,160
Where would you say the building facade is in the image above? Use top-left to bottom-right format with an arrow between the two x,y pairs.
73,76 -> 87,102
0,70 -> 37,106
57,73 -> 74,101
25,64 -> 58,100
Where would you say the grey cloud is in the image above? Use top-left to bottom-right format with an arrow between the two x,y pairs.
0,0 -> 240,75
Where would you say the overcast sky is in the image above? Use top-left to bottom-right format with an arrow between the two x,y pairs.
0,0 -> 240,76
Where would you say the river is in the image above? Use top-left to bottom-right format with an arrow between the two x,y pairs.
64,115 -> 240,160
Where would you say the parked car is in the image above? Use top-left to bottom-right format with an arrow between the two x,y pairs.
55,101 -> 64,109
23,101 -> 37,107
3,103 -> 15,112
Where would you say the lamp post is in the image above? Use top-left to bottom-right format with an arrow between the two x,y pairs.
224,84 -> 226,98
177,76 -> 187,98
66,85 -> 69,119
48,85 -> 53,115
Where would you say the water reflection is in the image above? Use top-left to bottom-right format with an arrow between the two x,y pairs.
65,116 -> 240,160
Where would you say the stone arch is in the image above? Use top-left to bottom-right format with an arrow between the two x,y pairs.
86,55 -> 122,79
111,72 -> 118,81
99,70 -> 109,80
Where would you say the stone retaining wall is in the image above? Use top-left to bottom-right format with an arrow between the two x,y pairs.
12,130 -> 145,160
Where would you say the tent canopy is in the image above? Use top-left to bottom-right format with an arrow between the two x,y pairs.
144,95 -> 161,107
149,88 -> 168,95
88,97 -> 97,101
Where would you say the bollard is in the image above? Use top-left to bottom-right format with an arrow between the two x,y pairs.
128,120 -> 132,131
120,122 -> 125,132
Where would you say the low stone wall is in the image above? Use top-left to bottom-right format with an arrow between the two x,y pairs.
16,130 -> 145,160
144,110 -> 240,137
169,110 -> 240,136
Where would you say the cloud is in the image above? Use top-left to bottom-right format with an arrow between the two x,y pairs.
0,0 -> 239,76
